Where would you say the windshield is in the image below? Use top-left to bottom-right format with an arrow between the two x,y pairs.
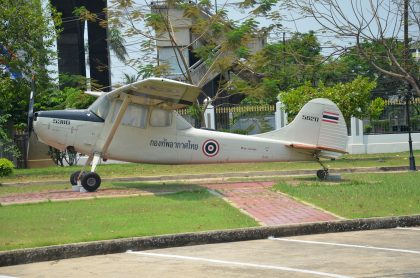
88,94 -> 111,120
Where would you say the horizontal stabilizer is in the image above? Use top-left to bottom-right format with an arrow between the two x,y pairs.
289,143 -> 347,154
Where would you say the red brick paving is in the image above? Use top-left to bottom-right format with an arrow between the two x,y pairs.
204,181 -> 338,226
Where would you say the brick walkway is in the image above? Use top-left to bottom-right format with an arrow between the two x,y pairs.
205,181 -> 339,226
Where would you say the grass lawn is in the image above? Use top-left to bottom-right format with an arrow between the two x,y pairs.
0,190 -> 258,251
1,151 -> 419,184
274,172 -> 420,219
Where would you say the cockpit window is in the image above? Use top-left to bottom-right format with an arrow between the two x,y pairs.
89,94 -> 111,120
112,101 -> 148,128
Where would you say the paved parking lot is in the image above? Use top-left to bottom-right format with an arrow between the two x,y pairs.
1,227 -> 419,277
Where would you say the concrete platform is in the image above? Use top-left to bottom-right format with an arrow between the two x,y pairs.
2,227 -> 419,277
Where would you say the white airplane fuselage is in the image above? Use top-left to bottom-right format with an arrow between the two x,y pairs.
34,110 -> 314,165
32,77 -> 348,192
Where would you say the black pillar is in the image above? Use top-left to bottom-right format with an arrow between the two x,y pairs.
51,0 -> 110,91
85,0 -> 111,91
51,0 -> 86,86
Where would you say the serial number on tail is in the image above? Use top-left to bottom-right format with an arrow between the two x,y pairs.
302,115 -> 319,122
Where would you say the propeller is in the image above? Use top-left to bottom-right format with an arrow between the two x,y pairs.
27,76 -> 35,137
26,75 -> 36,166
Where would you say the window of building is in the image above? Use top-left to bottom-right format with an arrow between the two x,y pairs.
158,47 -> 189,75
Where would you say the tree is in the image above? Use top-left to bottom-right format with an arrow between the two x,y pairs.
288,0 -> 420,97
320,41 -> 408,98
102,0 -> 273,125
279,76 -> 385,125
241,31 -> 325,104
0,0 -> 60,129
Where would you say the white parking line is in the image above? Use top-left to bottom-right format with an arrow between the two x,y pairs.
269,237 -> 420,254
127,251 -> 352,278
396,227 -> 420,231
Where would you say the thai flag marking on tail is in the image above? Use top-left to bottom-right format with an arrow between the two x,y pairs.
322,111 -> 339,124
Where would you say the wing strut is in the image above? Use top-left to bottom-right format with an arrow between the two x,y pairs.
101,94 -> 131,158
75,94 -> 131,192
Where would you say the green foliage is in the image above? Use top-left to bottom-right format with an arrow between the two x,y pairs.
0,77 -> 31,126
278,76 -> 383,124
225,19 -> 258,49
327,41 -> 409,98
187,103 -> 204,123
63,88 -> 95,109
108,28 -> 128,63
0,115 -> 20,158
234,46 -> 250,59
145,13 -> 166,32
0,158 -> 14,177
0,0 -> 59,77
241,31 -> 325,104
0,0 -> 60,138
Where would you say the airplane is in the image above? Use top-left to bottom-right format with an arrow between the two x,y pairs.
32,78 -> 348,192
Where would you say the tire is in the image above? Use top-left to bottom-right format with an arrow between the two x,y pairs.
81,172 -> 101,192
70,171 -> 83,185
316,169 -> 328,180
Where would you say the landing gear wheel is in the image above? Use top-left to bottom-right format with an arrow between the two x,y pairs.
81,172 -> 101,192
316,169 -> 329,180
70,171 -> 83,185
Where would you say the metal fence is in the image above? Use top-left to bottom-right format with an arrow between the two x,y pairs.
177,108 -> 200,128
364,98 -> 420,134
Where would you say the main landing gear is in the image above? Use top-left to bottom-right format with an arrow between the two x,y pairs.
70,154 -> 102,192
315,155 -> 329,180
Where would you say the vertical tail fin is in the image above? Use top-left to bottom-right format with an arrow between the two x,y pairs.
255,98 -> 348,156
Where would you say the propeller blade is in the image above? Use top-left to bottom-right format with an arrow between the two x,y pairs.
26,76 -> 36,167
27,76 -> 35,137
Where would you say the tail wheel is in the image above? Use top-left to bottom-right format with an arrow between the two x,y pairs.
317,169 -> 329,180
70,171 -> 83,185
81,172 -> 101,192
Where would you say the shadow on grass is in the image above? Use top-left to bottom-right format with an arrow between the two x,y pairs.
109,181 -> 211,200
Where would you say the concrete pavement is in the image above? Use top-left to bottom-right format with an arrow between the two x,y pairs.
2,227 -> 419,277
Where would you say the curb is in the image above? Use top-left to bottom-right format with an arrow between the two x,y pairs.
1,166 -> 411,187
1,214 -> 419,267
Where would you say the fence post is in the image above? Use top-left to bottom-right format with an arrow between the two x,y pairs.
204,98 -> 215,129
348,116 -> 365,154
275,101 -> 288,129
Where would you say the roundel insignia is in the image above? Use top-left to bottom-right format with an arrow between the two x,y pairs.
202,139 -> 220,157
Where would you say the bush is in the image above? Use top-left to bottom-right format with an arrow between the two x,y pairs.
0,158 -> 14,177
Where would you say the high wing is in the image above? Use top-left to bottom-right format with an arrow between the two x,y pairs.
107,78 -> 201,109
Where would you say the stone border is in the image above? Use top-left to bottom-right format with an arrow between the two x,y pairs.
1,166 -> 410,187
1,214 -> 419,267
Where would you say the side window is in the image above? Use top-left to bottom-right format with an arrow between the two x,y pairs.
150,108 -> 172,127
112,101 -> 148,128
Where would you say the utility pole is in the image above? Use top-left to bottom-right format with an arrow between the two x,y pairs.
403,0 -> 416,171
